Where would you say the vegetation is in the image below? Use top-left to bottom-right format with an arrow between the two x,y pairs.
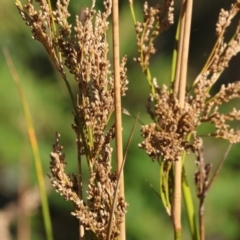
1,0 -> 240,239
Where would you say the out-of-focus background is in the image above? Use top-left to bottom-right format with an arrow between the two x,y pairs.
1,0 -> 240,239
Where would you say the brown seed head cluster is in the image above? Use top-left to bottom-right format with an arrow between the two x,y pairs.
134,1 -> 174,69
50,134 -> 127,239
216,3 -> 240,36
139,77 -> 240,162
138,2 -> 240,162
139,84 -> 200,162
16,0 -> 128,239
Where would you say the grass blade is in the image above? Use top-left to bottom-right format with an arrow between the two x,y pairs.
3,47 -> 54,240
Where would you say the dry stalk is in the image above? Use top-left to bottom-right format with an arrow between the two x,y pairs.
194,140 -> 211,240
112,0 -> 126,239
172,0 -> 193,237
194,143 -> 233,240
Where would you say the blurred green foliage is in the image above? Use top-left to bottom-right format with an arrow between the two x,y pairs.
1,0 -> 240,239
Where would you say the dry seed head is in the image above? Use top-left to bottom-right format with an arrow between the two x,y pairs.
216,8 -> 230,35
140,68 -> 240,162
50,134 -> 127,240
16,0 -> 128,238
194,3 -> 240,89
134,1 -> 174,68
216,3 -> 240,36
139,85 -> 200,161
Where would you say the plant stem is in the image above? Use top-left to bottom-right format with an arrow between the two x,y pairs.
77,130 -> 85,240
198,144 -> 232,240
206,144 -> 232,193
107,114 -> 138,240
112,0 -> 125,239
182,167 -> 199,240
199,199 -> 205,240
3,48 -> 53,240
172,0 -> 193,239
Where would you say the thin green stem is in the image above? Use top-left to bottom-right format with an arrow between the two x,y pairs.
171,21 -> 180,85
145,68 -> 156,98
129,0 -> 137,24
174,230 -> 181,240
181,135 -> 199,240
3,48 -> 54,240
129,0 -> 156,98
182,167 -> 199,240
159,160 -> 172,216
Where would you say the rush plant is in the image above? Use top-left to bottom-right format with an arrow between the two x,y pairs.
15,0 -> 240,239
